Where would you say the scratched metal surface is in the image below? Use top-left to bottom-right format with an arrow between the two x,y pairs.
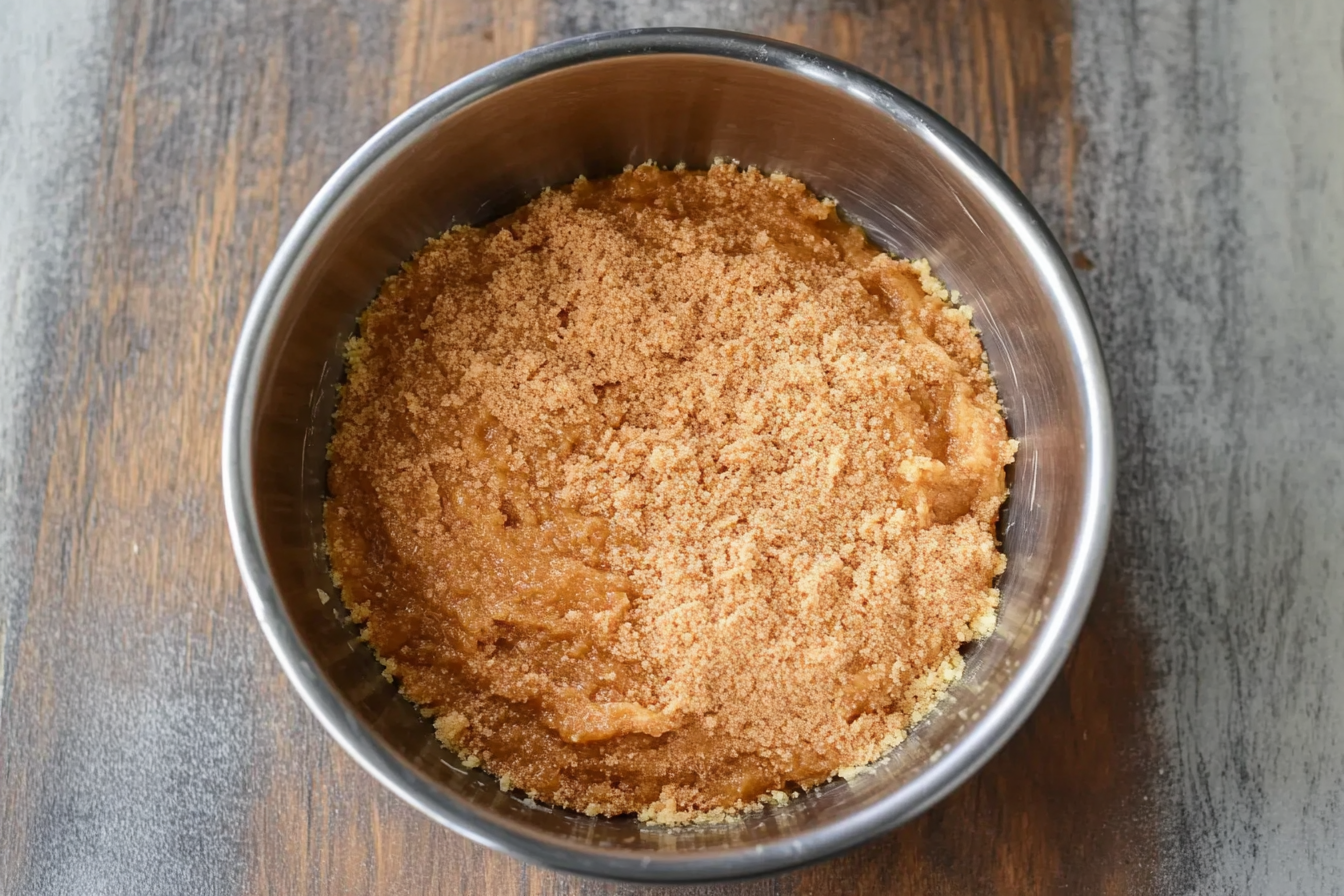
1,0 -> 1341,893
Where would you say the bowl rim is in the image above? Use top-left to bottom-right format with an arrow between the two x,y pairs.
222,26 -> 1115,883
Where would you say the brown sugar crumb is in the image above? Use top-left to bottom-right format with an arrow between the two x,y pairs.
324,163 -> 1015,823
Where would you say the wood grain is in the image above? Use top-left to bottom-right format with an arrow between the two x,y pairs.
0,1 -> 1121,893
1073,0 -> 1344,890
3,0 -> 1342,892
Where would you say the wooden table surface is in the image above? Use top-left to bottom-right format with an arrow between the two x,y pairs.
3,0 -> 1342,893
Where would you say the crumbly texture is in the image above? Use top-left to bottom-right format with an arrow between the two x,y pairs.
324,163 -> 1014,823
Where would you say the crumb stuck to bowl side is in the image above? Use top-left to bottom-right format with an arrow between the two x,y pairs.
323,162 -> 1015,823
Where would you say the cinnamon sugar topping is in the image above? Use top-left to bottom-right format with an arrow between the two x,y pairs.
324,163 -> 1014,822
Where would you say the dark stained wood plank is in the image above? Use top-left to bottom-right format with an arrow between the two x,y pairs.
0,0 -> 1150,893
0,0 -> 1120,893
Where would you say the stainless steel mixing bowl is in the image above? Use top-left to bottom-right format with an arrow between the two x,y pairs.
222,28 -> 1113,883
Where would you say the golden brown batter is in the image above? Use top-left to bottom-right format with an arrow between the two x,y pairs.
325,164 -> 1014,823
